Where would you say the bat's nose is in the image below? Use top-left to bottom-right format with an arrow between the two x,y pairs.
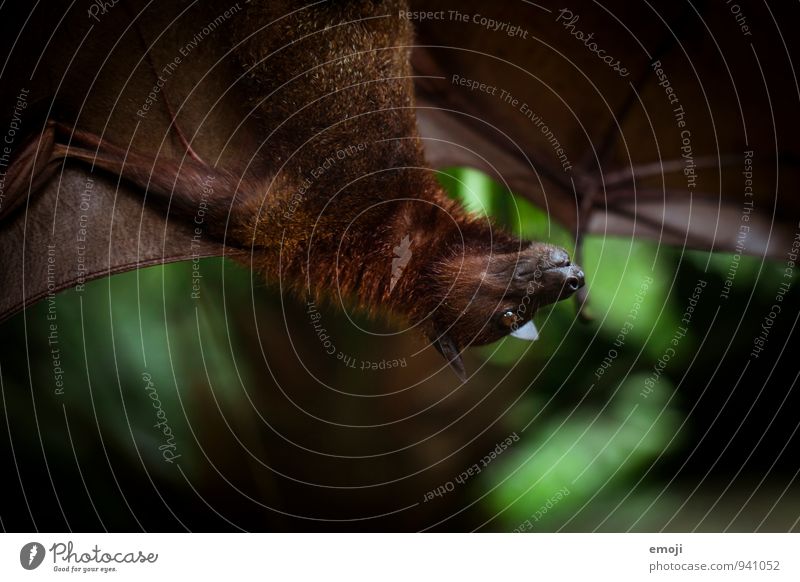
513,247 -> 584,300
564,265 -> 585,292
544,264 -> 585,298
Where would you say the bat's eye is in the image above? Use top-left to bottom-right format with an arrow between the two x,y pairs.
498,310 -> 521,330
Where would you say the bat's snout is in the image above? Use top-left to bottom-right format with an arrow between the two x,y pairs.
511,245 -> 585,304
544,263 -> 585,298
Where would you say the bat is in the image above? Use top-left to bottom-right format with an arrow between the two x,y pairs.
0,0 -> 797,378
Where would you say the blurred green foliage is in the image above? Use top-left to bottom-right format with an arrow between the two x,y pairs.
2,166 -> 795,531
2,257 -> 256,482
439,167 -> 794,531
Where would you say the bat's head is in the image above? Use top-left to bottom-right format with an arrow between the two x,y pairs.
422,241 -> 584,380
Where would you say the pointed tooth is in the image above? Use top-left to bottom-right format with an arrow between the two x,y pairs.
510,320 -> 539,341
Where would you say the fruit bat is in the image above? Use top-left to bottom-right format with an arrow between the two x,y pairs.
0,0 -> 797,378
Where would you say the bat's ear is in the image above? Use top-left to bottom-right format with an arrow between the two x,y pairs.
431,333 -> 467,382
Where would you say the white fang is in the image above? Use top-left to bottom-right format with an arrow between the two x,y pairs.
510,320 -> 539,341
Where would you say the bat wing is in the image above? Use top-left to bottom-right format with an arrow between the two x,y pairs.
0,1 -> 257,322
410,0 -> 800,257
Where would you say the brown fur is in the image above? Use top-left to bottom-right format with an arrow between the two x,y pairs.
224,1 -> 583,357
6,0 -> 583,377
